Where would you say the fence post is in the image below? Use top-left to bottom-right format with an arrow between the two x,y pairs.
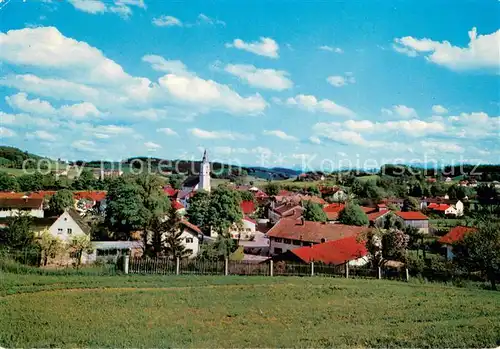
224,258 -> 229,276
176,257 -> 180,275
405,268 -> 410,282
123,255 -> 129,274
310,262 -> 314,276
269,260 -> 273,277
345,262 -> 349,279
377,266 -> 382,279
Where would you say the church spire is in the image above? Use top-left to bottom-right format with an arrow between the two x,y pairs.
202,149 -> 208,163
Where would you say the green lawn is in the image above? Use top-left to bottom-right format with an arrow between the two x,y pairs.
357,174 -> 380,182
0,274 -> 498,348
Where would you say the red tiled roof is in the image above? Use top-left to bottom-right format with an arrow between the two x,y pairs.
432,204 -> 451,212
254,190 -> 269,198
290,236 -> 368,265
439,226 -> 477,244
73,191 -> 106,202
360,206 -> 377,214
163,186 -> 178,197
367,210 -> 389,222
172,200 -> 184,210
180,220 -> 202,234
240,200 -> 255,214
395,211 -> 428,220
0,197 -> 44,209
27,191 -> 57,199
299,195 -> 326,205
243,216 -> 256,224
273,202 -> 301,215
323,203 -> 345,221
277,189 -> 293,197
268,218 -> 367,244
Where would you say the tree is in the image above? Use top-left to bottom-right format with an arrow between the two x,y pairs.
402,197 -> 420,212
363,228 -> 409,267
48,189 -> 74,215
38,229 -> 64,266
430,182 -> 446,197
239,190 -> 255,202
105,174 -> 170,241
0,172 -> 19,191
302,200 -> 327,222
68,235 -> 93,267
161,207 -> 192,259
0,213 -> 36,250
72,169 -> 96,190
17,173 -> 43,191
168,174 -> 184,190
207,186 -> 243,236
198,235 -> 236,260
186,190 -> 211,234
338,203 -> 369,226
307,185 -> 320,195
264,182 -> 280,196
454,223 -> 500,290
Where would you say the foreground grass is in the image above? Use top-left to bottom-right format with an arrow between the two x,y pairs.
0,274 -> 499,348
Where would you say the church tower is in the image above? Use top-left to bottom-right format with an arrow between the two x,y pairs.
199,149 -> 211,192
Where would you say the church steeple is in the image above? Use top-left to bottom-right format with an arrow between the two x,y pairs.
199,149 -> 211,192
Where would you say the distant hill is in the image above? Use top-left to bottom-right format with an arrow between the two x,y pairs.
0,146 -> 50,169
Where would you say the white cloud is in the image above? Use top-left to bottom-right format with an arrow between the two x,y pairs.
197,13 -> 226,26
71,139 -> 97,152
0,127 -> 16,137
421,140 -> 464,154
156,127 -> 178,136
214,146 -> 249,155
327,73 -> 355,87
5,92 -> 56,115
447,111 -> 500,138
393,27 -> 500,72
383,119 -> 445,136
224,64 -> 292,91
263,130 -> 298,141
59,102 -> 102,119
309,136 -> 321,144
189,128 -> 252,140
285,94 -> 355,117
144,141 -> 162,150
27,130 -> 56,142
318,45 -> 343,53
432,105 -> 448,114
225,37 -> 279,59
94,133 -> 110,139
382,105 -> 417,118
142,55 -> 189,75
152,15 -> 183,27
68,0 -> 144,18
158,74 -> 267,115
68,0 -> 106,14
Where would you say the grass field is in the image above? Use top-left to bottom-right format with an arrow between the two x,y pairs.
357,174 -> 380,182
0,274 -> 499,348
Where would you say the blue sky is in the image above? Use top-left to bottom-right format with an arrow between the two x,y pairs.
0,0 -> 499,170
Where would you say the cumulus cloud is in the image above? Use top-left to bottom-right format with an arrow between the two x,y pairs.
197,13 -> 226,26
213,146 -> 249,155
225,37 -> 279,59
263,130 -> 298,141
318,45 -> 343,53
142,55 -> 189,75
421,140 -> 464,154
26,130 -> 56,142
0,127 -> 16,138
152,15 -> 183,27
309,136 -> 321,144
382,105 -> 418,118
71,139 -> 97,152
432,105 -> 448,114
188,128 -> 252,140
393,27 -> 500,72
144,141 -> 162,151
285,94 -> 355,117
327,73 -> 355,87
224,64 -> 293,90
156,127 -> 178,136
68,0 -> 144,18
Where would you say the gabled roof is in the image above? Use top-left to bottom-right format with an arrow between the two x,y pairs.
180,220 -> 202,234
360,206 -> 377,214
182,176 -> 200,188
243,216 -> 256,224
433,204 -> 451,212
267,218 -> 367,244
163,186 -> 178,197
74,191 -> 106,202
290,236 -> 368,265
323,203 -> 345,221
439,226 -> 477,244
240,200 -> 255,214
66,209 -> 91,235
395,211 -> 428,220
366,210 -> 389,222
0,197 -> 44,209
172,200 -> 185,210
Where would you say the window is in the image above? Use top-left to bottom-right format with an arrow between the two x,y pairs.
283,239 -> 291,244
57,228 -> 63,234
274,238 -> 282,243
67,228 -> 73,235
293,240 -> 301,246
185,237 -> 194,243
274,248 -> 282,254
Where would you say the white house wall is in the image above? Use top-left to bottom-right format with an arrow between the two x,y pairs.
48,211 -> 87,242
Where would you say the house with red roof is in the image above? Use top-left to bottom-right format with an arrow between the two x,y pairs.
229,217 -> 258,240
439,226 -> 477,260
0,197 -> 45,218
267,218 -> 367,255
268,201 -> 303,223
323,203 -> 345,221
240,200 -> 255,215
273,235 -> 369,267
394,211 -> 429,234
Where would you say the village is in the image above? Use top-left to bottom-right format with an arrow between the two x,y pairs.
1,150 -> 498,284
